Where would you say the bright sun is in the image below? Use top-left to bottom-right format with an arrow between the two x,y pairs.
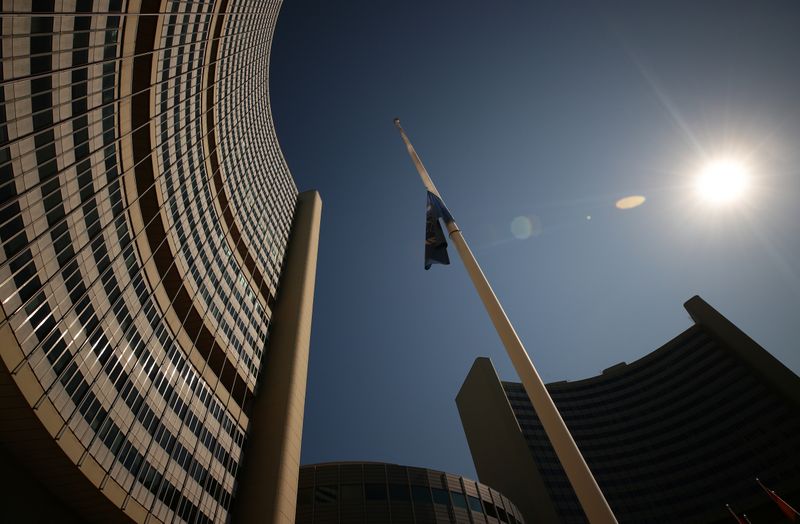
696,159 -> 749,203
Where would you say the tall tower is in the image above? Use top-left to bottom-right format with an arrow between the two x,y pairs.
0,2 -> 319,523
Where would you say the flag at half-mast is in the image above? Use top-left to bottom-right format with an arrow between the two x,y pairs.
424,190 -> 454,270
757,478 -> 800,521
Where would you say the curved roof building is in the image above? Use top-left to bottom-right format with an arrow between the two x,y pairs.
0,2 -> 319,523
296,462 -> 527,524
457,296 -> 800,523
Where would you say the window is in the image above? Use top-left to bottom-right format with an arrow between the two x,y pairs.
340,484 -> 362,503
468,495 -> 483,513
411,485 -> 432,505
431,488 -> 450,506
314,486 -> 337,505
389,483 -> 410,502
364,483 -> 387,501
451,491 -> 468,509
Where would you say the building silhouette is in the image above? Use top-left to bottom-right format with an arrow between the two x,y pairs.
296,462 -> 526,524
457,296 -> 800,523
0,2 -> 320,523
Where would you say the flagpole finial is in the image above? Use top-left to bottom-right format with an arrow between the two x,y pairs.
393,117 -> 401,127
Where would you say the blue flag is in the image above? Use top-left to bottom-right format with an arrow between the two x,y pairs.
425,191 -> 454,270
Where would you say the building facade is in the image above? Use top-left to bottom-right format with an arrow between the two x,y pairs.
0,2 -> 320,523
296,462 -> 526,524
457,296 -> 800,524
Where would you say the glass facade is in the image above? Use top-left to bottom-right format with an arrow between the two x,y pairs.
0,1 -> 298,522
296,462 -> 527,524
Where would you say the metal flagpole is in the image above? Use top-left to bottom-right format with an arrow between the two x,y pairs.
726,505 -> 746,524
394,118 -> 618,524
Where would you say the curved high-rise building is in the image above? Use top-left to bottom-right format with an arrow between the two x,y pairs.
457,296 -> 800,524
0,2 -> 319,523
296,462 -> 527,524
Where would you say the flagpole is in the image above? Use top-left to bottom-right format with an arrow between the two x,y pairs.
726,505 -> 745,524
394,118 -> 618,524
757,478 -> 800,519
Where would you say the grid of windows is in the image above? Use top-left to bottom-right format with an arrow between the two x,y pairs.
154,0 -> 285,386
503,327 -> 800,523
296,462 -> 527,524
215,0 -> 295,288
0,1 -> 297,522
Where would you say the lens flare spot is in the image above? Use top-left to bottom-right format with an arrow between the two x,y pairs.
511,216 -> 533,239
615,195 -> 646,210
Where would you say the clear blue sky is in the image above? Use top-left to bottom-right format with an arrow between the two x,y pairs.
269,0 -> 800,479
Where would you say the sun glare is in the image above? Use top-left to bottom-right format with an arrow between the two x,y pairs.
696,159 -> 749,204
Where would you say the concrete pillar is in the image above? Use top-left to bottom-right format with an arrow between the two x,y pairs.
232,190 -> 322,524
457,357 -> 562,524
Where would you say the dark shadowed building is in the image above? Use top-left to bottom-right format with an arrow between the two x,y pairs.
296,462 -> 526,524
0,1 -> 319,523
457,296 -> 800,524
